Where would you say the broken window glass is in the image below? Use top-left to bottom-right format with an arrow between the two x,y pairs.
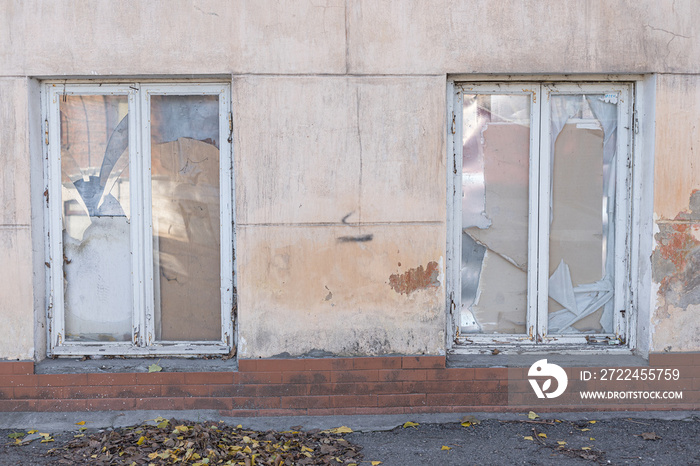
460,94 -> 530,334
150,95 -> 222,342
60,95 -> 132,342
547,93 -> 617,334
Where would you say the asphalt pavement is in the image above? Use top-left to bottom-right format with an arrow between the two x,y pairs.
0,410 -> 698,465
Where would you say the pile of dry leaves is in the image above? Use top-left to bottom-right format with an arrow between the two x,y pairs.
46,419 -> 364,465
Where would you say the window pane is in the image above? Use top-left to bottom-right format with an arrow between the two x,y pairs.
460,94 -> 530,334
548,94 -> 616,334
151,95 -> 221,341
60,95 -> 132,342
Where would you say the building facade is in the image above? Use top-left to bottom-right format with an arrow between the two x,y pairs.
0,0 -> 698,414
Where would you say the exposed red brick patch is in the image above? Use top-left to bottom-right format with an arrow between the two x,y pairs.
388,261 -> 440,295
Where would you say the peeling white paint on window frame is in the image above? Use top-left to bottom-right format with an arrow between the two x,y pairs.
446,78 -> 637,352
42,81 -> 235,357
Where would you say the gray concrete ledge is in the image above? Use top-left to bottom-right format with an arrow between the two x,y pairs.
447,353 -> 648,368
0,410 -> 697,433
34,357 -> 238,374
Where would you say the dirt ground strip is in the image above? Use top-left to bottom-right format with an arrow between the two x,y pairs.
1,416 -> 699,465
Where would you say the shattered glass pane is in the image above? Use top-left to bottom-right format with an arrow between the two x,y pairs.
151,95 -> 222,342
460,94 -> 530,334
61,95 -> 132,342
548,94 -> 616,334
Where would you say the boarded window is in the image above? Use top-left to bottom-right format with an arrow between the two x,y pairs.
44,83 -> 234,356
451,83 -> 631,346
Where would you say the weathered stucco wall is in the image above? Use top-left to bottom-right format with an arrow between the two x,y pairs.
650,74 -> 700,352
0,79 -> 35,360
233,76 -> 446,357
1,0 -> 699,76
1,1 -> 700,358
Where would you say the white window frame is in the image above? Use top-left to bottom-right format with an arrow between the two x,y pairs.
43,82 -> 235,356
447,80 -> 634,350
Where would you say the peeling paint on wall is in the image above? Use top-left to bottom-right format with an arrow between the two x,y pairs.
651,191 -> 700,351
652,192 -> 700,310
388,261 -> 440,295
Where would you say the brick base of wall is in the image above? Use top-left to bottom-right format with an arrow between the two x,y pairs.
0,354 -> 698,415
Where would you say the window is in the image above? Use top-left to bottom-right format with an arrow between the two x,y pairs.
448,82 -> 633,347
43,82 -> 234,356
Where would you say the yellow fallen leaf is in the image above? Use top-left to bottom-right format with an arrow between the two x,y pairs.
236,424 -> 242,429
157,419 -> 169,428
148,452 -> 159,460
461,422 -> 472,427
555,419 -> 562,423
528,411 -> 539,420
538,433 -> 547,438
75,421 -> 85,425
243,446 -> 252,454
523,436 -> 534,441
136,436 -> 146,446
371,462 -> 382,466
582,447 -> 591,450
590,437 -> 595,441
589,420 -> 596,424
301,446 -> 314,452
557,441 -> 567,445
303,452 -> 312,458
402,421 -> 419,428
39,433 -> 51,438
460,415 -> 481,425
27,430 -> 37,434
74,434 -> 84,438
329,426 -> 353,434
581,428 -> 591,432
441,446 -> 451,450
40,438 -> 54,443
148,363 -> 162,373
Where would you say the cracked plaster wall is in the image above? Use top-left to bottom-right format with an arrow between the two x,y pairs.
651,75 -> 700,352
0,1 -> 699,358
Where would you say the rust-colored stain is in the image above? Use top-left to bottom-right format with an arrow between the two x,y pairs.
652,191 -> 700,310
389,261 -> 440,295
657,223 -> 698,272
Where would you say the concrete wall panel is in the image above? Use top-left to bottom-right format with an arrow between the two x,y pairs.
236,224 -> 445,358
357,77 -> 446,223
0,228 -> 34,360
234,77 -> 361,226
234,76 -> 447,226
0,79 -> 30,226
1,0 -> 346,76
653,75 -> 700,220
348,0 -> 700,75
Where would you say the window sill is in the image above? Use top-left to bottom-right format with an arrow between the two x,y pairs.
447,352 -> 647,368
34,357 -> 237,374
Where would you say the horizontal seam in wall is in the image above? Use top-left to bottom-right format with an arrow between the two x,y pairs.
237,221 -> 444,227
1,73 -> 447,80
231,73 -> 446,78
0,224 -> 31,228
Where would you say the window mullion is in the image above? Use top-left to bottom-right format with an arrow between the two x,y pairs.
527,85 -> 542,342
536,84 -> 553,341
219,86 -> 235,348
140,87 -> 156,348
614,85 -> 632,340
46,88 -> 65,351
128,86 -> 145,348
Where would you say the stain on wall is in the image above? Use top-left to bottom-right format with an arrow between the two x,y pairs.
651,191 -> 700,351
389,261 -> 440,295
